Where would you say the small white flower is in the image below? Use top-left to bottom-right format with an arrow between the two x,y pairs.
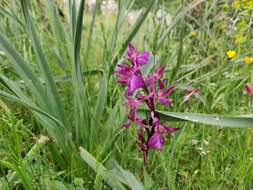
192,139 -> 199,145
127,10 -> 142,25
203,140 -> 209,145
101,0 -> 117,14
155,8 -> 172,26
87,0 -> 96,11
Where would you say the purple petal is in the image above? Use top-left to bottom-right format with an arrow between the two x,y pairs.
122,120 -> 131,128
128,107 -> 137,121
159,97 -> 172,106
114,64 -> 136,86
159,79 -> 166,89
153,66 -> 165,80
127,43 -> 137,59
135,118 -> 148,128
126,97 -> 140,107
124,88 -> 131,97
114,64 -> 130,74
116,79 -> 127,84
148,77 -> 156,93
137,94 -> 148,102
159,84 -> 175,97
162,125 -> 180,133
136,51 -> 150,65
148,132 -> 164,150
127,44 -> 139,66
127,74 -> 144,95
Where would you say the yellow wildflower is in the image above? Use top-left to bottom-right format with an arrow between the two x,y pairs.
190,31 -> 197,38
249,157 -> 253,161
226,50 -> 236,59
244,56 -> 253,65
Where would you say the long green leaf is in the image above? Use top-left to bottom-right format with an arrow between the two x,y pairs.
20,0 -> 67,126
0,31 -> 46,108
153,110 -> 253,128
70,0 -> 91,145
46,0 -> 69,69
79,147 -> 127,190
0,5 -> 23,28
0,89 -> 65,128
110,161 -> 144,190
109,0 -> 133,54
85,0 -> 100,61
17,69 -> 103,85
95,72 -> 107,118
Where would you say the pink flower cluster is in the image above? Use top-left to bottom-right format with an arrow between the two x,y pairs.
114,43 -> 180,163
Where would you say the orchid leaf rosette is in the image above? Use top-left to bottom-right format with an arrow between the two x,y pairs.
114,43 -> 179,165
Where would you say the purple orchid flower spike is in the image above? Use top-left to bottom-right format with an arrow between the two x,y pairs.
114,42 -> 180,166
127,43 -> 150,66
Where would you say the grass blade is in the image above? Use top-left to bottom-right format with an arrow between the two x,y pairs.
79,147 -> 127,190
46,0 -> 70,69
0,90 -> 64,128
153,110 -> 253,128
156,0 -> 204,50
95,71 -> 107,118
112,0 -> 155,66
85,0 -> 100,61
20,0 -> 67,126
0,32 -> 46,107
